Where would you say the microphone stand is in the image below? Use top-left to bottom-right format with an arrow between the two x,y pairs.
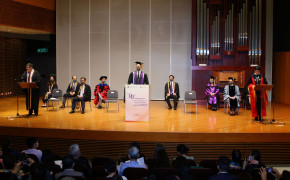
8,77 -> 21,119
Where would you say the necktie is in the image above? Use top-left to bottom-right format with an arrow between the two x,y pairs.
170,82 -> 173,94
28,72 -> 31,83
80,86 -> 84,96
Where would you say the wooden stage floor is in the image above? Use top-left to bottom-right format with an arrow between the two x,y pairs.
0,96 -> 290,143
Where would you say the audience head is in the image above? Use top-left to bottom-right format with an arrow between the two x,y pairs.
130,142 -> 141,152
26,137 -> 38,149
2,137 -> 12,152
128,146 -> 139,160
231,149 -> 242,163
281,170 -> 290,180
104,159 -> 117,174
177,144 -> 189,156
69,144 -> 80,159
62,155 -> 74,170
29,162 -> 46,180
3,153 -> 18,170
26,63 -> 33,72
154,144 -> 166,158
172,156 -> 189,178
217,156 -> 230,172
42,149 -> 55,163
250,150 -> 261,162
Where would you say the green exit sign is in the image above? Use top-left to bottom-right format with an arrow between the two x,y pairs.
37,48 -> 48,53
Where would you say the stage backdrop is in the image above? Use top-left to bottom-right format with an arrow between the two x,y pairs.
56,0 -> 192,100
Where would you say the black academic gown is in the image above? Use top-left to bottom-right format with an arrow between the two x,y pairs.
77,84 -> 91,102
127,71 -> 149,85
43,83 -> 58,102
164,82 -> 180,108
164,82 -> 180,100
65,82 -> 81,96
21,70 -> 41,114
124,71 -> 149,102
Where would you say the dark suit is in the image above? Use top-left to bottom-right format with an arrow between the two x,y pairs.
62,82 -> 81,105
21,70 -> 41,115
165,82 -> 180,109
209,172 -> 237,180
72,84 -> 91,111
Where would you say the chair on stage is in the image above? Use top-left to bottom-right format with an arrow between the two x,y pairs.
184,91 -> 198,113
123,167 -> 149,180
66,96 -> 74,107
105,90 -> 119,112
47,89 -> 63,111
76,100 -> 92,112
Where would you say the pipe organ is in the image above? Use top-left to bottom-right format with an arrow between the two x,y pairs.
195,0 -> 265,67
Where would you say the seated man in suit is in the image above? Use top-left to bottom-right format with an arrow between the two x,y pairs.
224,77 -> 240,116
210,156 -> 237,180
165,75 -> 180,110
69,77 -> 91,114
61,76 -> 80,108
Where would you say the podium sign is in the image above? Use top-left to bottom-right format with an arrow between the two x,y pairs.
125,85 -> 149,122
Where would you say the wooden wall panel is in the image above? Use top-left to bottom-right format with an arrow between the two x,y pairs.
273,52 -> 290,105
0,37 -> 26,97
0,0 -> 55,33
1,135 -> 290,165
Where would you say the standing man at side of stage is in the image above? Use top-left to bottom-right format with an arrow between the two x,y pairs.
21,63 -> 41,116
128,61 -> 149,85
94,76 -> 110,109
165,75 -> 180,110
69,77 -> 91,114
60,76 -> 80,108
247,66 -> 268,121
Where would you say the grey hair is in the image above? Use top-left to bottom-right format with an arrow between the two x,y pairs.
128,146 -> 139,159
69,144 -> 80,156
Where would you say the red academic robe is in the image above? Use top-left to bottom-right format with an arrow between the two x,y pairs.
248,77 -> 268,117
94,83 -> 110,105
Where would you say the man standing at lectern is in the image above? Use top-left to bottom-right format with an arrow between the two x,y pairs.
127,61 -> 149,85
247,66 -> 268,121
21,63 -> 41,116
165,75 -> 180,110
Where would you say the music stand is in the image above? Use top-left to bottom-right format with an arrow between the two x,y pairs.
254,85 -> 285,125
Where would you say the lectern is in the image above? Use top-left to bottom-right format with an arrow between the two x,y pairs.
125,85 -> 149,122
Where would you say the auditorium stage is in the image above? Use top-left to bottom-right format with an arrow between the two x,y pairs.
0,96 -> 290,143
